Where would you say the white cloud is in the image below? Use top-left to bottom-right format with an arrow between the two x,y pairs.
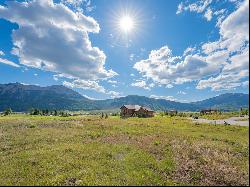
220,0 -> 249,47
149,83 -> 155,88
176,0 -> 213,15
214,9 -> 226,16
242,80 -> 249,87
197,47 -> 249,90
53,75 -> 59,81
0,57 -> 20,67
131,80 -> 150,90
0,51 -> 4,56
204,8 -> 213,21
166,84 -> 174,88
136,0 -> 249,91
82,94 -> 99,100
63,79 -> 122,98
178,91 -> 187,95
63,79 -> 106,93
0,0 -> 117,88
134,46 -> 222,85
197,73 -> 245,91
20,83 -> 30,86
149,95 -> 177,102
183,46 -> 196,56
150,94 -> 189,103
107,80 -> 117,84
176,0 -> 239,23
107,91 -> 123,98
129,54 -> 135,61
197,0 -> 249,90
176,2 -> 184,14
61,0 -> 95,13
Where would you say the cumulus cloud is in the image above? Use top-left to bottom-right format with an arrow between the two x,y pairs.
135,0 -> 249,91
197,48 -> 249,90
183,47 -> 196,56
63,79 -> 106,93
131,80 -> 151,90
134,46 -> 222,85
63,79 -> 122,98
197,0 -> 249,90
0,0 -> 117,86
0,51 -> 4,56
107,91 -> 123,98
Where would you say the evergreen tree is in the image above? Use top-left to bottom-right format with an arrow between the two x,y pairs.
34,108 -> 40,115
42,110 -> 46,116
4,108 -> 12,116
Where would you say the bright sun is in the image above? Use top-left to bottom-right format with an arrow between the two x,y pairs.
119,16 -> 134,32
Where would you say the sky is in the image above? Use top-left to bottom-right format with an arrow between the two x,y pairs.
0,0 -> 249,102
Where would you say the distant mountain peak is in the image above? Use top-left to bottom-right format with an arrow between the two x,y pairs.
0,83 -> 248,112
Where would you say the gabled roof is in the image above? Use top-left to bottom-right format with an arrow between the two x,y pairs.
121,105 -> 141,111
121,105 -> 154,112
141,107 -> 154,112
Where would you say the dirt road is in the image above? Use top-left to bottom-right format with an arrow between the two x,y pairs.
191,116 -> 249,126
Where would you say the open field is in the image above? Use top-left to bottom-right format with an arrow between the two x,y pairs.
0,115 -> 249,186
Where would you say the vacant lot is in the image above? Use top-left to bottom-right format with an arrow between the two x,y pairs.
0,115 -> 249,186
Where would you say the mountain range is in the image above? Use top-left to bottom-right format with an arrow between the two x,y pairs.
0,83 -> 248,112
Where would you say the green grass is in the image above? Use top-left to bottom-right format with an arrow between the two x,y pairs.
235,118 -> 249,121
0,115 -> 249,186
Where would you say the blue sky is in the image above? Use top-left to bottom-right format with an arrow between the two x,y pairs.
0,0 -> 249,102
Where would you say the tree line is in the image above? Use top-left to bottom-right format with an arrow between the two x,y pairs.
29,108 -> 70,117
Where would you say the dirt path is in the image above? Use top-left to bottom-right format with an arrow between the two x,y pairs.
191,116 -> 249,126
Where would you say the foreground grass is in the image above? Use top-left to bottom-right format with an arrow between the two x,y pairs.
0,115 -> 248,186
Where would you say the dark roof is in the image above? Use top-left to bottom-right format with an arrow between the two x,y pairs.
141,107 -> 154,112
201,109 -> 219,112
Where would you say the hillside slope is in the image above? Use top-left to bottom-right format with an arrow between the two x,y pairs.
0,83 -> 248,111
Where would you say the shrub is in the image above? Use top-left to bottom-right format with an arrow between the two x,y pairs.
4,108 -> 12,116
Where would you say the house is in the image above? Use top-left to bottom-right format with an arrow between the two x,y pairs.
137,107 -> 154,118
200,109 -> 219,115
168,110 -> 178,115
120,105 -> 154,118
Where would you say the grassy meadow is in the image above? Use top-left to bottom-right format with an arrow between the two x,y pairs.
0,114 -> 249,186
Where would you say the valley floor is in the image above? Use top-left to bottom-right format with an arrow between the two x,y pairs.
0,115 -> 249,186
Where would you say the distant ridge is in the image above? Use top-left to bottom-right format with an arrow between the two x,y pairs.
0,83 -> 248,112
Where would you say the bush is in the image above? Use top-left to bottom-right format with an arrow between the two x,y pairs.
4,108 -> 12,116
105,113 -> 108,119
